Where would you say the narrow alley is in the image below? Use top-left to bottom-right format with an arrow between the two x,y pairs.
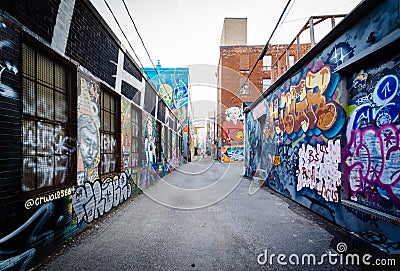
39,158 -> 367,270
1,1 -> 400,270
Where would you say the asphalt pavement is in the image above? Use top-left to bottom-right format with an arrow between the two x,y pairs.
38,157 -> 370,271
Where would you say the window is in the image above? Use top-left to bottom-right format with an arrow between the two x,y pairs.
289,55 -> 295,68
239,54 -> 249,71
100,89 -> 119,175
263,55 -> 272,71
131,105 -> 141,167
22,44 -> 73,192
262,79 -> 271,92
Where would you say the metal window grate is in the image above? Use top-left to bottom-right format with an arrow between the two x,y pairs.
21,44 -> 70,192
100,90 -> 119,175
131,106 -> 140,167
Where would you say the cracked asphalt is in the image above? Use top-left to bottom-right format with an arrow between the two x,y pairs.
39,157 -> 367,271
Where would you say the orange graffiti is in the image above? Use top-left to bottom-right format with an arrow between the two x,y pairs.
273,155 -> 281,166
265,65 -> 339,142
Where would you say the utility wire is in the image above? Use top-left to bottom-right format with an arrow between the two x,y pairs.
121,0 -> 174,103
225,0 -> 293,108
105,0 -> 181,125
103,0 -> 144,69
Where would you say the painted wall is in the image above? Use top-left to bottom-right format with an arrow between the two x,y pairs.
0,1 -> 184,270
143,65 -> 189,123
222,106 -> 244,162
244,0 -> 400,254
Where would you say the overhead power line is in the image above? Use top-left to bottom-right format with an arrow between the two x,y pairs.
225,0 -> 294,108
121,0 -> 175,103
103,0 -> 144,69
103,0 -> 174,109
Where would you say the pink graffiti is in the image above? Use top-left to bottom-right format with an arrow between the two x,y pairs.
297,139 -> 341,202
343,124 -> 400,208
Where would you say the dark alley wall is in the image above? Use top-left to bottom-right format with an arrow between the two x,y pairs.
245,0 -> 400,255
0,0 -> 183,270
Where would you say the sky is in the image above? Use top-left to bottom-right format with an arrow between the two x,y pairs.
90,0 -> 362,117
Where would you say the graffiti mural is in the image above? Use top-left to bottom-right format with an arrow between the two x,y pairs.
244,111 -> 261,176
77,76 -> 100,183
267,144 -> 299,198
327,41 -> 355,67
0,19 -> 19,100
221,145 -> 244,162
121,99 -> 132,170
297,139 -> 341,202
72,171 -> 132,224
143,65 -> 189,123
142,113 -> 158,168
265,64 -> 344,144
170,132 -> 178,170
222,107 -> 244,144
343,56 -> 400,215
0,201 -> 72,271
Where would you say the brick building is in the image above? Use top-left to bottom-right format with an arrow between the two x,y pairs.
217,18 -> 311,162
0,0 -> 184,269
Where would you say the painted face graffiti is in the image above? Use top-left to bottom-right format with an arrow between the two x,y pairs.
223,107 -> 244,144
78,114 -> 99,169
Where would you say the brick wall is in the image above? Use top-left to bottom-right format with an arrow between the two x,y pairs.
65,0 -> 118,88
0,0 -> 60,44
0,14 -> 22,236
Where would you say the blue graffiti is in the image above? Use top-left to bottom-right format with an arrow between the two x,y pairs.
0,203 -> 55,271
224,147 -> 244,161
328,41 -> 355,67
245,112 -> 261,176
373,75 -> 398,105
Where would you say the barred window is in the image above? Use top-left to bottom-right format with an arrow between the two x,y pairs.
131,105 -> 140,167
100,89 -> 119,175
22,44 -> 72,192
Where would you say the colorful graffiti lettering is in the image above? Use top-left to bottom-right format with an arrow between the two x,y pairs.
344,124 -> 400,209
297,139 -> 341,202
344,60 -> 400,215
265,65 -> 344,143
72,171 -> 132,224
222,145 -> 244,162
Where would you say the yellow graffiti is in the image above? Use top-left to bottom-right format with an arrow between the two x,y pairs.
265,65 -> 339,142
